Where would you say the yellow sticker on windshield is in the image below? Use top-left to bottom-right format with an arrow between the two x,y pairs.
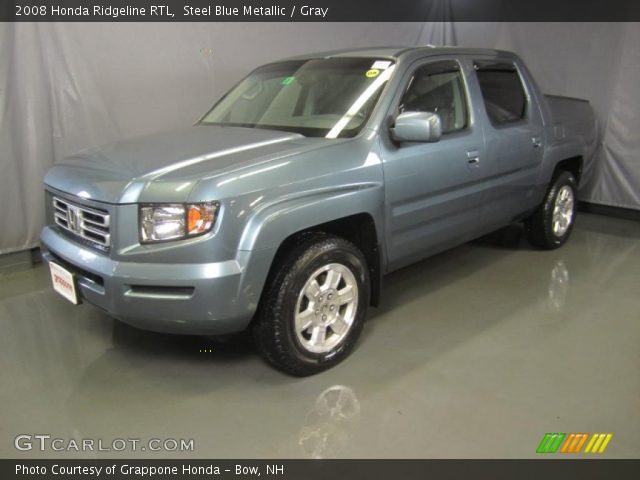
365,68 -> 380,78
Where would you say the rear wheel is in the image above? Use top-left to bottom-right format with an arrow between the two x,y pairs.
525,171 -> 577,249
253,233 -> 369,376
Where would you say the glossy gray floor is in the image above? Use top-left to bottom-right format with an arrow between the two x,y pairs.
1,213 -> 638,459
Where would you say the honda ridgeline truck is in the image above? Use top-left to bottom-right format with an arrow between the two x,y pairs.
41,47 -> 596,375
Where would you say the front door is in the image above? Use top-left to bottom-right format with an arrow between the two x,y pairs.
380,57 -> 488,271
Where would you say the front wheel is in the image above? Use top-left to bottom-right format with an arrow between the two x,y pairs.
252,234 -> 370,376
525,171 -> 577,249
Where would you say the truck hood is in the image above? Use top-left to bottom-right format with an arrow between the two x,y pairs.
44,125 -> 325,203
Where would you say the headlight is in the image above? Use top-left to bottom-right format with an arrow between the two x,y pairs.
140,202 -> 219,243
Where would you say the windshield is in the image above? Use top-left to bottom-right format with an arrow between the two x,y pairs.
199,57 -> 396,138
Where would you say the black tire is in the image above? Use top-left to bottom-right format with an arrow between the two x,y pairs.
252,233 -> 370,376
524,171 -> 578,249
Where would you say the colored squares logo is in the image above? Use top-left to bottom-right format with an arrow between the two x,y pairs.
537,433 -> 565,453
537,433 -> 613,454
559,433 -> 589,453
584,433 -> 613,453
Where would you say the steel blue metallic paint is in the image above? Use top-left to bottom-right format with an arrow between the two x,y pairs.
40,47 -> 596,335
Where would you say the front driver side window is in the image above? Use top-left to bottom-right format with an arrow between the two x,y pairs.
399,61 -> 468,134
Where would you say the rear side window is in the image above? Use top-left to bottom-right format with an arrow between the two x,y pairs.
474,61 -> 526,125
399,61 -> 468,134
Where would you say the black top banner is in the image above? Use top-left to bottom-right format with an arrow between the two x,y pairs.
4,0 -> 640,22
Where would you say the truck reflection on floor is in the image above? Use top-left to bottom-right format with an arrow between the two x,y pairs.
298,385 -> 361,459
547,260 -> 570,314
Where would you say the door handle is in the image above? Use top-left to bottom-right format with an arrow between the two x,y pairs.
466,150 -> 480,167
532,136 -> 543,148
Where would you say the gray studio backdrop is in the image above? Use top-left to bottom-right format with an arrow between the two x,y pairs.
1,22 -> 639,254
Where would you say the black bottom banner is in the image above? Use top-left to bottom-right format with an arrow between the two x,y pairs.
4,459 -> 640,480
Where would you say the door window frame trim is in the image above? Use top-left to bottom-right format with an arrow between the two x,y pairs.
472,58 -> 534,130
385,56 -> 474,142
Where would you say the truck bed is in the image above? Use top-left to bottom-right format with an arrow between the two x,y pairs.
544,95 -> 598,186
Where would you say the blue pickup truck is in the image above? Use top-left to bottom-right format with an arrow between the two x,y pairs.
41,46 -> 596,375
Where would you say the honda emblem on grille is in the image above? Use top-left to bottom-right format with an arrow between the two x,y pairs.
66,205 -> 81,234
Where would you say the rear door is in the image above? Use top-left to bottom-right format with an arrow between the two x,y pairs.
380,57 -> 488,271
471,58 -> 545,230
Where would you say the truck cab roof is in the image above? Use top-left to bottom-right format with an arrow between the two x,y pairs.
282,45 -> 517,62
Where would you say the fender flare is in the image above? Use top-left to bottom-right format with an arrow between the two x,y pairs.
237,183 -> 384,253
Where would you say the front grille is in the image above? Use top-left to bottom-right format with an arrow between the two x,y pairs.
53,196 -> 111,249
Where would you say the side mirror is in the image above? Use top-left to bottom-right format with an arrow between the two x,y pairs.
391,111 -> 442,143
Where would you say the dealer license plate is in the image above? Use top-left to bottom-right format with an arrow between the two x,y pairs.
49,262 -> 79,305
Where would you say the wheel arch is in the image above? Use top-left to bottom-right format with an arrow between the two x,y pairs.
267,213 -> 382,307
238,184 -> 385,308
553,155 -> 583,184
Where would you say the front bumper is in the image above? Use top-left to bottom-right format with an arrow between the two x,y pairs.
40,226 -> 268,335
